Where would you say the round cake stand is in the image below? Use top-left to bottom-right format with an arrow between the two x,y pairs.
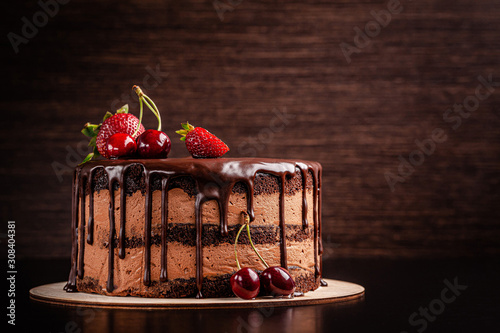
29,279 -> 364,309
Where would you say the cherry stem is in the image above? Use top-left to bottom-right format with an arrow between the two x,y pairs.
133,97 -> 144,137
142,95 -> 162,131
234,222 -> 246,271
132,85 -> 162,132
242,212 -> 269,269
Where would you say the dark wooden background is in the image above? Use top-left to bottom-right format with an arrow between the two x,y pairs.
2,0 -> 499,259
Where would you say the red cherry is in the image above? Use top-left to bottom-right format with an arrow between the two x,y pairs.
260,266 -> 295,296
106,133 -> 137,158
230,268 -> 260,300
136,129 -> 171,158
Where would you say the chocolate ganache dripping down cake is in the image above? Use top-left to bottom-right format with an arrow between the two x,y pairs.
64,157 -> 323,298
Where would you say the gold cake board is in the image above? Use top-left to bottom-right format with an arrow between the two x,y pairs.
29,279 -> 364,309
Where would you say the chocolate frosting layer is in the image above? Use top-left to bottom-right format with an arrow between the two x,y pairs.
64,157 -> 322,298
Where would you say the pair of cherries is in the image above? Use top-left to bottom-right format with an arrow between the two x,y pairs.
106,130 -> 171,159
230,213 -> 295,300
107,86 -> 171,159
231,266 -> 295,300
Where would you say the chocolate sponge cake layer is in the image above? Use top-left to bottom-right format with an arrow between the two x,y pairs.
65,158 -> 323,298
100,224 -> 313,249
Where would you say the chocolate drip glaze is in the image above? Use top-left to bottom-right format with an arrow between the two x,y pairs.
107,176 -> 116,292
194,193 -> 204,298
313,167 -> 320,279
160,178 -> 170,282
144,172 -> 152,286
318,168 -> 323,278
118,167 -> 128,259
86,178 -> 94,245
279,174 -> 287,269
65,158 -> 322,297
77,177 -> 86,279
300,167 -> 309,229
64,170 -> 79,292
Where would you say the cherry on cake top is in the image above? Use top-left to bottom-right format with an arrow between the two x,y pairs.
106,133 -> 137,158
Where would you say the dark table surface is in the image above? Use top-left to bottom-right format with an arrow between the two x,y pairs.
10,257 -> 499,333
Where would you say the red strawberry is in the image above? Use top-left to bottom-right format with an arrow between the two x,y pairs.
81,104 -> 145,162
96,113 -> 144,158
176,122 -> 229,158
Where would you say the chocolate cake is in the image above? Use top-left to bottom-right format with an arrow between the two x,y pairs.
64,158 -> 323,298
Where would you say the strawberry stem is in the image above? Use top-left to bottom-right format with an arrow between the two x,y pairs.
176,122 -> 195,141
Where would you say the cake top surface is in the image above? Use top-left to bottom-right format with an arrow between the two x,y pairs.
79,157 -> 320,167
77,157 -> 322,181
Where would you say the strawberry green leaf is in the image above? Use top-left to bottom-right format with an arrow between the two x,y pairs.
81,127 -> 93,137
81,123 -> 100,137
88,136 -> 97,147
178,122 -> 195,142
80,153 -> 94,165
102,111 -> 113,122
116,104 -> 129,114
